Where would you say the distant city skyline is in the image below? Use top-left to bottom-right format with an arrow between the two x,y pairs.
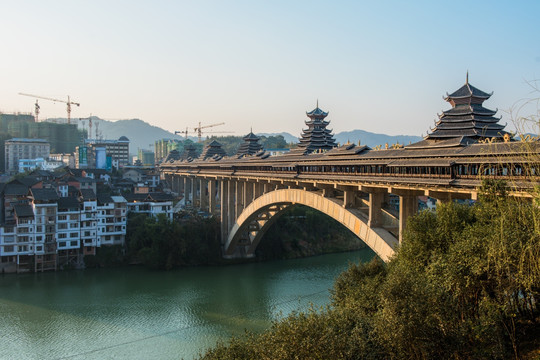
1,0 -> 538,137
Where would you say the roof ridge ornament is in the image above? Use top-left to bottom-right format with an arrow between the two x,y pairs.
466,70 -> 469,85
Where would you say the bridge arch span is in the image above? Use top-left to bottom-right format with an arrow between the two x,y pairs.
225,189 -> 398,262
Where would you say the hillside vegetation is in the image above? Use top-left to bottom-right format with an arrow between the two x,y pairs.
199,180 -> 540,359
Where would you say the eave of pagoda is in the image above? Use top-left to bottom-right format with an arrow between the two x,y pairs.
433,122 -> 506,130
441,104 -> 497,117
436,115 -> 502,123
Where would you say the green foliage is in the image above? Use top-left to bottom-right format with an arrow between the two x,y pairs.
256,205 -> 366,260
199,180 -> 540,359
126,213 -> 221,270
85,245 -> 126,268
259,135 -> 288,149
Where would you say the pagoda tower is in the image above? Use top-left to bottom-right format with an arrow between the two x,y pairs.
179,143 -> 199,161
297,103 -> 337,154
426,75 -> 508,141
200,140 -> 227,160
236,131 -> 263,157
163,149 -> 181,163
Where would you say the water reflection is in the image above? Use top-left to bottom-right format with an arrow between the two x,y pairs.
0,249 -> 375,360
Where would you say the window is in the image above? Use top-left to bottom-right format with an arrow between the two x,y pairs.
58,233 -> 67,239
59,242 -> 66,247
70,232 -> 78,238
58,215 -> 67,221
70,223 -> 79,228
70,241 -> 77,246
4,245 -> 14,252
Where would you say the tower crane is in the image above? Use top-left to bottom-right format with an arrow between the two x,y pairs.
174,127 -> 189,139
79,116 -> 93,139
194,122 -> 225,143
19,93 -> 80,124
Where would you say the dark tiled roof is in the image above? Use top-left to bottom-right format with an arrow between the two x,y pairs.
201,141 -> 227,160
147,192 -> 174,202
446,82 -> 492,99
427,81 -> 509,141
18,177 -> 41,187
69,169 -> 85,177
179,144 -> 199,161
124,193 -> 147,202
57,197 -> 80,210
163,149 -> 182,163
297,105 -> 337,154
80,189 -> 97,200
30,188 -> 59,201
306,107 -> 329,118
4,183 -> 29,196
97,193 -> 114,205
243,132 -> 260,141
14,204 -> 34,218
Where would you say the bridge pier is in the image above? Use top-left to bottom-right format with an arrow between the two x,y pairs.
199,179 -> 208,211
227,180 -> 236,236
390,189 -> 423,243
220,179 -> 229,244
368,190 -> 385,228
208,179 -> 217,214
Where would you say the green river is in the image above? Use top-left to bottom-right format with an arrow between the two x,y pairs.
0,249 -> 375,360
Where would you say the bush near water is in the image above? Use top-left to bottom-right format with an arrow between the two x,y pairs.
199,180 -> 540,359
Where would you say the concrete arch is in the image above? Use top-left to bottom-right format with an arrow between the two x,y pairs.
225,189 -> 398,262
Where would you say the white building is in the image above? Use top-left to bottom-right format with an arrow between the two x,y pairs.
125,193 -> 174,220
18,157 -> 64,173
80,190 -> 98,255
30,188 -> 59,271
56,197 -> 81,253
97,194 -> 127,246
13,204 -> 36,271
5,138 -> 50,175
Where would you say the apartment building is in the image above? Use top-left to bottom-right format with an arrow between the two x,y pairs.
125,193 -> 174,220
78,189 -> 97,256
97,194 -> 127,247
5,138 -> 50,174
30,188 -> 59,271
12,204 -> 36,272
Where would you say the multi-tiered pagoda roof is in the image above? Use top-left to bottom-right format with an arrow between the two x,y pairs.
163,149 -> 181,163
236,131 -> 263,157
179,143 -> 199,161
426,75 -> 508,141
201,140 -> 227,160
297,104 -> 337,154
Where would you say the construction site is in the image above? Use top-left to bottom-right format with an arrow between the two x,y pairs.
0,113 -> 85,172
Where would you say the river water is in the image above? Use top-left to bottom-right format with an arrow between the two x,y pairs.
0,249 -> 375,360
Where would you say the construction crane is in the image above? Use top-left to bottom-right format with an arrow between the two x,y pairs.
174,127 -> 189,139
19,93 -> 80,124
79,116 -> 93,139
194,122 -> 225,143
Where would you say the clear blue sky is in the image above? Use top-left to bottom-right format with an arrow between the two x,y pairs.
1,0 -> 538,137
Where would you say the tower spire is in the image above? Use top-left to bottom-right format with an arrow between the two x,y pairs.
316,98 -> 319,108
466,70 -> 469,84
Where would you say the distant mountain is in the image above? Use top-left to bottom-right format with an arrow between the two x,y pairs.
48,117 -> 423,154
48,117 -> 195,154
334,130 -> 422,148
257,130 -> 422,148
257,132 -> 298,144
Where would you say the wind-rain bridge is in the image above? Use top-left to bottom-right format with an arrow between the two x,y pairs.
160,78 -> 539,262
